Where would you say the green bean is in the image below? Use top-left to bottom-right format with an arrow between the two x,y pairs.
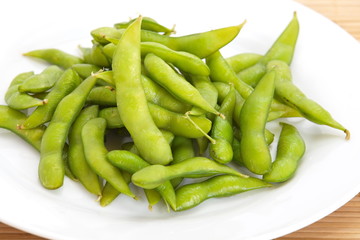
115,16 -> 175,35
5,71 -> 46,110
263,122 -> 306,182
176,175 -> 271,211
0,105 -> 45,151
106,150 -> 176,210
267,60 -> 350,139
38,75 -> 97,189
112,17 -> 173,165
20,69 -> 82,129
237,12 -> 299,87
100,172 -> 131,207
210,84 -> 235,164
82,118 -> 135,197
144,53 -> 221,117
68,105 -> 102,196
91,21 -> 245,58
225,53 -> 263,73
239,71 -> 275,175
23,48 -> 83,69
18,65 -> 64,93
131,157 -> 248,189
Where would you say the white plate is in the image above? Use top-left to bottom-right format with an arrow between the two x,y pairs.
1,0 -> 360,239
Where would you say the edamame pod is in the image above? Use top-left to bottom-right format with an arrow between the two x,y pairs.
68,105 -> 102,196
23,48 -> 83,69
210,84 -> 235,164
82,118 -> 135,198
5,71 -> 46,110
0,105 -> 45,151
239,71 -> 276,175
263,122 -> 306,182
115,16 -> 175,35
268,60 -> 349,139
131,157 -> 248,189
92,22 -> 244,58
20,69 -> 82,129
100,171 -> 131,207
225,53 -> 263,73
237,12 -> 299,87
18,65 -> 64,93
106,150 -> 176,210
38,75 -> 97,189
176,175 -> 271,211
144,53 -> 221,117
112,16 -> 173,165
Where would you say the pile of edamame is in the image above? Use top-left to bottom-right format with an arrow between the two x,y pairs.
0,13 -> 349,212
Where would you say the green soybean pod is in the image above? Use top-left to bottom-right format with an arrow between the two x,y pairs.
267,60 -> 349,139
170,136 -> 195,188
225,53 -> 263,73
237,12 -> 299,87
144,53 -> 221,117
94,71 -> 190,113
112,16 -> 173,165
5,71 -> 46,110
68,105 -> 102,196
0,105 -> 45,151
100,172 -> 131,207
131,157 -> 248,189
239,71 -> 276,175
82,118 -> 135,198
209,84 -> 235,164
115,16 -> 175,35
72,63 -> 101,79
23,48 -> 83,69
18,65 -> 64,93
20,69 -> 82,129
140,42 -> 210,76
86,86 -> 116,106
175,175 -> 272,211
91,22 -> 244,58
263,122 -> 306,183
106,150 -> 176,211
38,75 -> 98,190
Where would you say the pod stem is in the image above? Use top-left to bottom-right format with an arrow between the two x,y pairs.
184,111 -> 216,144
345,129 -> 350,140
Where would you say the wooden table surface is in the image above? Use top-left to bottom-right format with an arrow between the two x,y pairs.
1,0 -> 360,239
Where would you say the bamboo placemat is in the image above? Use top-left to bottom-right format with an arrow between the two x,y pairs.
1,0 -> 359,239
